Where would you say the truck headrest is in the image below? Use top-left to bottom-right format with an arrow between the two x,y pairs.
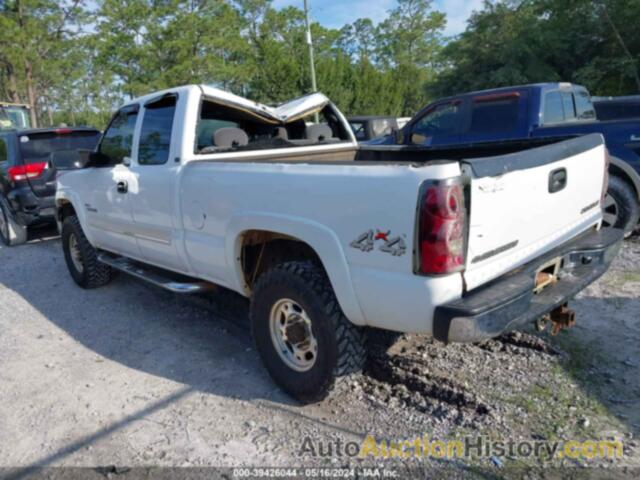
305,124 -> 333,142
273,127 -> 288,140
214,128 -> 249,148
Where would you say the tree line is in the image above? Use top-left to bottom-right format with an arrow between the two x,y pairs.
1,0 -> 639,129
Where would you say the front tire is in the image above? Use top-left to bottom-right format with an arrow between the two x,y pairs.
602,175 -> 640,237
0,200 -> 27,246
250,261 -> 366,403
61,215 -> 113,289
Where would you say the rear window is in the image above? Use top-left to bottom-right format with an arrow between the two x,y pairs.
469,95 -> 520,134
18,131 -> 100,164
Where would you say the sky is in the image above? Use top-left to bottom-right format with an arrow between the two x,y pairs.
272,0 -> 485,37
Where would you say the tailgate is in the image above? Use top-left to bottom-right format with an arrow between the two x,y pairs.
462,134 -> 606,291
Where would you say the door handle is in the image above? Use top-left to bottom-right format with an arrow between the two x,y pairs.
116,180 -> 128,194
548,168 -> 567,193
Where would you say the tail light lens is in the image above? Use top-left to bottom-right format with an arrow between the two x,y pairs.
417,179 -> 468,275
8,162 -> 48,182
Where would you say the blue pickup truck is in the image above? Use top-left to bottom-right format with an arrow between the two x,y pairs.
378,83 -> 640,235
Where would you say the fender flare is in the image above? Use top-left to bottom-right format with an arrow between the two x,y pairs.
225,212 -> 367,326
55,191 -> 96,244
608,155 -> 640,200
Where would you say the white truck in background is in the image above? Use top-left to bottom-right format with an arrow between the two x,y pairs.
54,85 -> 623,402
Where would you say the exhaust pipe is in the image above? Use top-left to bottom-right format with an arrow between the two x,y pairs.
549,303 -> 576,335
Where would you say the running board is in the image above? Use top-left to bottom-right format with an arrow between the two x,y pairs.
97,253 -> 217,294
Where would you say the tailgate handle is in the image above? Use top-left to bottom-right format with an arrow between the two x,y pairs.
549,168 -> 567,193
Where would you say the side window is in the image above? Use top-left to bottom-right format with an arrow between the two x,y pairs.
99,107 -> 139,164
0,137 -> 7,163
575,90 -> 596,120
469,95 -> 520,134
411,102 -> 461,141
350,122 -> 366,140
544,91 -> 564,124
562,92 -> 576,120
138,95 -> 177,165
371,119 -> 394,137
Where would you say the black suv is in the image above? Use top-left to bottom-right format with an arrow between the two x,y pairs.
0,127 -> 100,245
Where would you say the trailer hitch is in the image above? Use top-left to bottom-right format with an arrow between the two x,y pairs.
535,304 -> 576,335
549,303 -> 576,335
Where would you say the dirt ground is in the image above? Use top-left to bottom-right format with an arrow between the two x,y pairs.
0,226 -> 638,476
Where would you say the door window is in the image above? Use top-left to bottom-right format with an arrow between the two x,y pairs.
410,102 -> 461,143
544,92 -> 565,124
349,122 -> 366,140
138,95 -> 177,165
99,107 -> 139,164
575,90 -> 596,120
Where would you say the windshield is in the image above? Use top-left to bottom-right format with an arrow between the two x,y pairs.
18,131 -> 101,164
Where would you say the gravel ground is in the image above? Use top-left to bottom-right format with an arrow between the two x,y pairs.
0,226 -> 638,476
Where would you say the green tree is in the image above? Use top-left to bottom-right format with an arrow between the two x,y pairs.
0,0 -> 89,127
430,0 -> 640,98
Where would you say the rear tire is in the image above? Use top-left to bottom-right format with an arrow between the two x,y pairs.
0,200 -> 27,246
61,215 -> 114,289
250,261 -> 366,403
602,175 -> 640,237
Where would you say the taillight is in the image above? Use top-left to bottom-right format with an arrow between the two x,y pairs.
417,179 -> 468,275
8,162 -> 48,182
601,149 -> 610,207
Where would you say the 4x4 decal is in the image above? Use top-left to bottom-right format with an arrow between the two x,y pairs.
350,229 -> 407,257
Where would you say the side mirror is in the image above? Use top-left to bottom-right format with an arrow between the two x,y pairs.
83,150 -> 115,168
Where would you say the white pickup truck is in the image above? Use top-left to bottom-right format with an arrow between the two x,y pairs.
54,85 -> 623,402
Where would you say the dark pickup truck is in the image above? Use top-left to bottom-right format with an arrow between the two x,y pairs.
0,127 -> 101,245
374,83 -> 640,235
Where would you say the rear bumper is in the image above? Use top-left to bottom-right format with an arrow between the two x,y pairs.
7,187 -> 55,226
433,228 -> 624,343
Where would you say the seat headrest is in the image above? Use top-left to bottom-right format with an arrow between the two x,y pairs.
305,124 -> 333,142
214,128 -> 249,148
273,127 -> 288,140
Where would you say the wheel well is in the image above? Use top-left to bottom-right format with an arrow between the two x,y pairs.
240,230 -> 323,291
57,200 -> 76,222
609,162 -> 640,200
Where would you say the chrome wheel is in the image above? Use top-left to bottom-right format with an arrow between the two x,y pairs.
602,193 -> 619,228
269,298 -> 318,372
68,233 -> 84,273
